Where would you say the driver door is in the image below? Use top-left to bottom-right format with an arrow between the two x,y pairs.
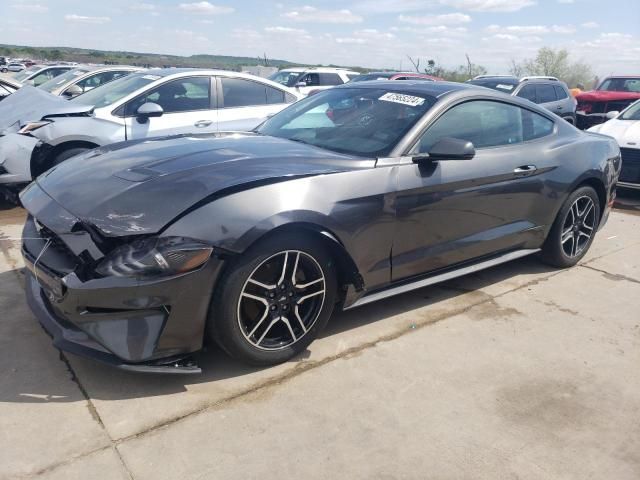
391,99 -> 557,281
125,76 -> 217,140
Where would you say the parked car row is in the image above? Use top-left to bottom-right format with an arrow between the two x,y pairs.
0,69 -> 302,201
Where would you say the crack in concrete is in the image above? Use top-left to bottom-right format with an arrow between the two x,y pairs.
581,264 -> 640,285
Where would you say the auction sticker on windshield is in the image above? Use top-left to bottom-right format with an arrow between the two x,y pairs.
379,92 -> 425,107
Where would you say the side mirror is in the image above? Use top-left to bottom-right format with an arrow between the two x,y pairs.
62,84 -> 83,98
605,110 -> 619,120
295,81 -> 307,88
414,137 -> 475,162
136,102 -> 164,123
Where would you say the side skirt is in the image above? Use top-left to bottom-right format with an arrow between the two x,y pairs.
344,248 -> 540,310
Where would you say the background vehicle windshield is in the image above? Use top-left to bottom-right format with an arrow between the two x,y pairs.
620,101 -> 640,120
269,71 -> 302,87
466,78 -> 519,93
39,68 -> 89,92
69,73 -> 157,108
598,78 -> 640,92
13,66 -> 40,82
258,87 -> 436,157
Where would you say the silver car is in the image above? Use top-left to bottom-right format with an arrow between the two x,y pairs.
0,68 -> 302,198
12,64 -> 74,86
37,65 -> 142,98
467,76 -> 577,125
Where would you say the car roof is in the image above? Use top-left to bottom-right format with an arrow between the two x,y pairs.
337,80 -> 475,97
278,67 -> 359,74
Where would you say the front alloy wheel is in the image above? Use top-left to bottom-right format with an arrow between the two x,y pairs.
209,233 -> 337,366
238,250 -> 326,350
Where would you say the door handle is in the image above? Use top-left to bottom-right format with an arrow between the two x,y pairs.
194,120 -> 213,128
514,165 -> 537,176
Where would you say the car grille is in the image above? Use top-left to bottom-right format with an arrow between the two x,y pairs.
620,148 -> 640,185
23,216 -> 80,276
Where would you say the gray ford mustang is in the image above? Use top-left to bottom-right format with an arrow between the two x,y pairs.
20,81 -> 621,373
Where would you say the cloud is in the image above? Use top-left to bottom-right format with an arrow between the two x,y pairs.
265,26 -> 308,35
551,24 -> 576,34
178,2 -> 234,15
440,0 -> 536,12
486,24 -> 548,34
129,3 -> 156,11
398,13 -> 471,25
64,14 -> 111,24
336,37 -> 367,44
581,21 -> 599,29
282,6 -> 363,23
11,3 -> 48,13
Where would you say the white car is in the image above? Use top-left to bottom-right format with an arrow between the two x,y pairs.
588,100 -> 640,189
6,62 -> 26,73
0,68 -> 303,198
38,65 -> 142,98
12,64 -> 74,86
269,67 -> 360,96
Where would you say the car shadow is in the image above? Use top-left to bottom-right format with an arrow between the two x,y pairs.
0,255 -> 558,404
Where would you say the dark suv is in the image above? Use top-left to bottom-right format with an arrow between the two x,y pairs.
467,76 -> 577,125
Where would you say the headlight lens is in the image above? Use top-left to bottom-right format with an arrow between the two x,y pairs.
18,120 -> 51,135
95,236 -> 213,279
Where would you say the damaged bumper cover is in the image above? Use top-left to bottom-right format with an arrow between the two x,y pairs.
0,132 -> 39,186
21,184 -> 224,374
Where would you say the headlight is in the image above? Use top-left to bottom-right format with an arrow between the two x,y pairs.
95,236 -> 213,279
18,120 -> 51,135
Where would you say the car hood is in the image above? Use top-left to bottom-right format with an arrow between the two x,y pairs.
27,133 -> 374,236
590,119 -> 640,148
0,85 -> 93,132
576,90 -> 640,102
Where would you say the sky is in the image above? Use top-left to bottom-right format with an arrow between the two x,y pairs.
2,0 -> 639,76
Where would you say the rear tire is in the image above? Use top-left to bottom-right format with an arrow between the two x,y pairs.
540,186 -> 600,268
208,232 -> 337,366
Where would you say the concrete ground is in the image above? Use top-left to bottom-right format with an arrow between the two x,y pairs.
1,190 -> 639,480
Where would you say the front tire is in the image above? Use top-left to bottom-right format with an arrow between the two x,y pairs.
540,186 -> 600,268
52,147 -> 90,167
208,232 -> 337,366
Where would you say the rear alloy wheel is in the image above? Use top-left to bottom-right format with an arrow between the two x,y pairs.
540,186 -> 600,268
209,233 -> 337,365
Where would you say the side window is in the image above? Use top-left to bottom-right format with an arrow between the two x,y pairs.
221,77 -> 270,108
77,72 -> 124,92
554,85 -> 568,99
318,73 -> 343,86
536,84 -> 557,103
522,110 -> 555,141
125,77 -> 211,115
300,73 -> 320,87
517,85 -> 537,102
265,85 -> 286,104
50,68 -> 69,77
31,73 -> 51,86
417,101 -> 525,151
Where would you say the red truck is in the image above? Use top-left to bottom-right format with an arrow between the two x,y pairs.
576,76 -> 640,129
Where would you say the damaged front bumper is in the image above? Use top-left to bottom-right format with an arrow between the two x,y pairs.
0,132 -> 39,185
21,185 -> 224,374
